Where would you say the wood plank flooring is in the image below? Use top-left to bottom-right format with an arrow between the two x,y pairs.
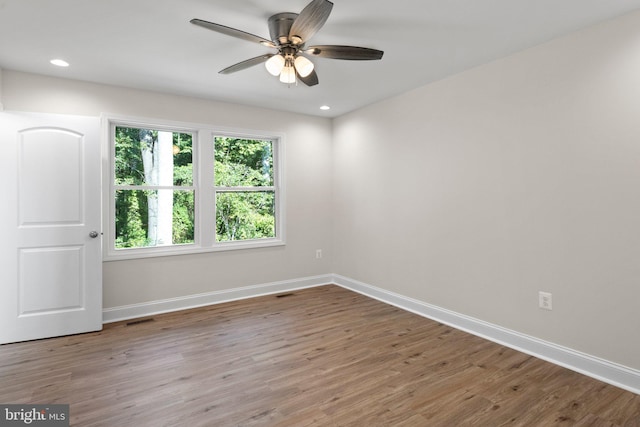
0,285 -> 638,426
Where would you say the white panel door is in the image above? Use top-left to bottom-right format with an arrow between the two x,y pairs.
0,112 -> 102,343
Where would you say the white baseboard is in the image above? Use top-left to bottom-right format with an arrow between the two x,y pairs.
102,272 -> 640,395
332,274 -> 640,396
102,274 -> 333,324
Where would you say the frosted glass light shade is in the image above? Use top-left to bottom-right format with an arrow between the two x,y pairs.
279,64 -> 296,83
265,55 -> 285,76
294,56 -> 314,77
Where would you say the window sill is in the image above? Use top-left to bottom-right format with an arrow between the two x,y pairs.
103,239 -> 285,262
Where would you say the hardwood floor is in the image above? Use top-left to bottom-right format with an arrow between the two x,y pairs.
0,285 -> 638,426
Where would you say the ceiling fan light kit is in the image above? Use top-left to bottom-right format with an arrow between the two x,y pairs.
294,56 -> 314,78
265,54 -> 285,76
191,0 -> 383,87
280,60 -> 297,84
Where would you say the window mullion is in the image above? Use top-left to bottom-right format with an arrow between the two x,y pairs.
114,185 -> 195,191
198,129 -> 215,247
214,186 -> 275,192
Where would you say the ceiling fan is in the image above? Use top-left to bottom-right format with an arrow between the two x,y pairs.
190,0 -> 384,86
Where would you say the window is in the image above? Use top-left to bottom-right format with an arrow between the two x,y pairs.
105,117 -> 284,260
113,127 -> 195,249
214,136 -> 276,242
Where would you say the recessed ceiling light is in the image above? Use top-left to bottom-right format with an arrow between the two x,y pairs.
50,59 -> 69,67
320,105 -> 330,111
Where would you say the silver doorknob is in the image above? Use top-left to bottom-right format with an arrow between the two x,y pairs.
89,231 -> 100,238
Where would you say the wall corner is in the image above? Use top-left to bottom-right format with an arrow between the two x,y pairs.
0,67 -> 4,111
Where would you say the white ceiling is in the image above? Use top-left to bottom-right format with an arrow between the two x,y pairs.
1,0 -> 640,117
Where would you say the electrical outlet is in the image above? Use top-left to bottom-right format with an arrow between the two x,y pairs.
539,291 -> 552,310
316,249 -> 322,259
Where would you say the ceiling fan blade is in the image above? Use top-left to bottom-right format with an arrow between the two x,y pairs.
191,19 -> 276,48
219,54 -> 274,75
297,69 -> 319,87
289,0 -> 333,44
305,45 -> 384,60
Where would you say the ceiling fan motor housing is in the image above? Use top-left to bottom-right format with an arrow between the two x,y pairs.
268,13 -> 299,45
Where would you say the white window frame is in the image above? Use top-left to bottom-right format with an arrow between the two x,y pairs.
102,114 -> 285,261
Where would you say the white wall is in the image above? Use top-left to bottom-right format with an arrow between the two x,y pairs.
332,10 -> 640,370
1,71 -> 333,309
